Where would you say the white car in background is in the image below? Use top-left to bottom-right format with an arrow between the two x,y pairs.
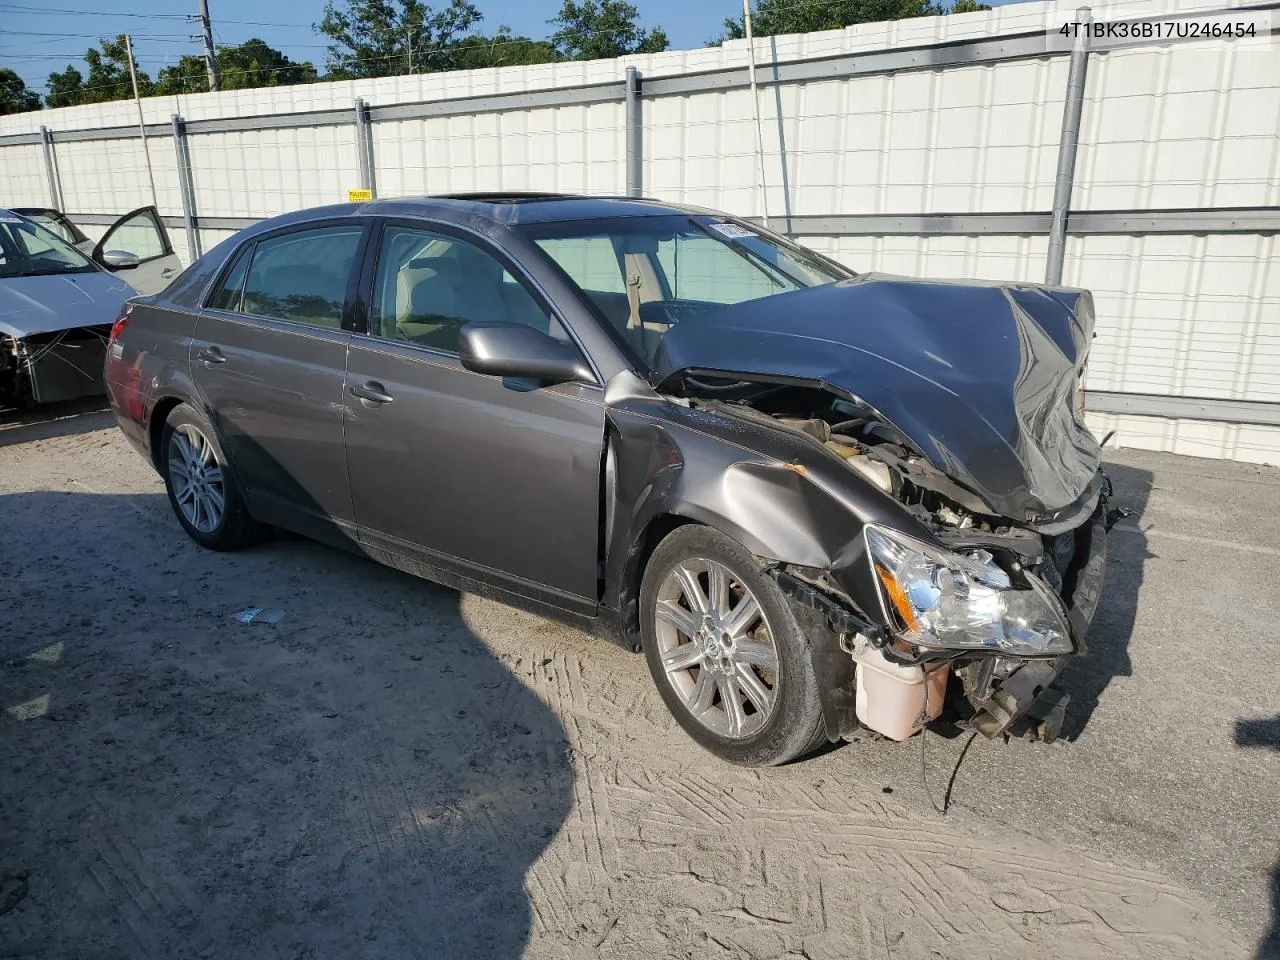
0,206 -> 182,407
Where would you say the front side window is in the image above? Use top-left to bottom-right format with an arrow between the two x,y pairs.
101,209 -> 168,263
368,225 -> 564,353
0,215 -> 94,278
240,226 -> 363,329
524,215 -> 847,367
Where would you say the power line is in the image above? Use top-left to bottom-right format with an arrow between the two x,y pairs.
0,2 -> 188,17
0,3 -> 315,28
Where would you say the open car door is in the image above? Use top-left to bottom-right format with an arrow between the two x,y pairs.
12,207 -> 92,252
93,205 -> 182,295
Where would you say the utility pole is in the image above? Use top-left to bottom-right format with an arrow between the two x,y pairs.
198,0 -> 219,92
406,24 -> 413,73
124,34 -> 159,207
743,0 -> 770,229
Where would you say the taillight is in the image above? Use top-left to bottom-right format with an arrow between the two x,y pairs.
108,307 -> 131,345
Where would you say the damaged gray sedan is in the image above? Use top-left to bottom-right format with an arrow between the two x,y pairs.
106,195 -> 1112,765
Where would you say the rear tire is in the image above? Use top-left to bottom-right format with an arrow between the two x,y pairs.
160,403 -> 261,551
639,525 -> 826,766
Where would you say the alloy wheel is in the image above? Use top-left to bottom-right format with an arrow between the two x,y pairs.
653,557 -> 780,738
168,423 -> 226,534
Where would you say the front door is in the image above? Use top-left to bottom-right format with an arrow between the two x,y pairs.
343,222 -> 605,609
191,222 -> 367,546
93,206 -> 183,295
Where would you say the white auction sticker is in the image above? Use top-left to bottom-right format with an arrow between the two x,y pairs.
706,220 -> 756,239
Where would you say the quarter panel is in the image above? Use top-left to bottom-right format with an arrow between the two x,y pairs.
106,300 -> 202,465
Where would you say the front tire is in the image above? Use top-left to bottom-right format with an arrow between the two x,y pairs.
639,525 -> 827,766
160,403 -> 260,551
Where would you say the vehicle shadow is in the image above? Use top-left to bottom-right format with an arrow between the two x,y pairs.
0,489 -> 573,959
0,403 -> 112,448
1236,717 -> 1280,959
1056,459 -> 1153,741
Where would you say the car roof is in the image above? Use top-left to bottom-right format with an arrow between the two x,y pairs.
257,194 -> 714,232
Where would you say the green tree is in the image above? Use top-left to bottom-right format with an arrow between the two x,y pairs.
717,0 -> 988,41
316,0 -> 483,79
0,68 -> 41,114
44,35 -> 151,107
80,35 -> 152,104
45,65 -> 84,108
155,39 -> 318,95
448,27 -> 561,69
548,0 -> 668,60
222,39 -> 318,88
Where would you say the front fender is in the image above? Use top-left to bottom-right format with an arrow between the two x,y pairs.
602,395 -> 930,625
602,401 -> 895,742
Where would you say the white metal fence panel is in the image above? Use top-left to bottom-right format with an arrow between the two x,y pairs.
1,144 -> 48,208
185,125 -> 361,220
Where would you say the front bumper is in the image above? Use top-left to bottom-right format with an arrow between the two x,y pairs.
960,501 -> 1109,742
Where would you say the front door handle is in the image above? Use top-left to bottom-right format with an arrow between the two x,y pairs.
195,347 -> 226,366
161,267 -> 177,277
350,381 -> 394,405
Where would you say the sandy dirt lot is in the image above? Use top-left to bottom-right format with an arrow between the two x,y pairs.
1,409 -> 1277,959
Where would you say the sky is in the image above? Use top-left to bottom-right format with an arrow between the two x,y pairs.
0,0 -> 738,92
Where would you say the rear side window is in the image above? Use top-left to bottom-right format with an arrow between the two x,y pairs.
208,245 -> 252,311
239,226 -> 363,329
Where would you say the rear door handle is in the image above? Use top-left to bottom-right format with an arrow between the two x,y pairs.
195,347 -> 226,365
161,267 -> 177,277
350,381 -> 394,405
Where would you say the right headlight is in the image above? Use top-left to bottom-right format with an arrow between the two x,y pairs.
865,525 -> 1072,657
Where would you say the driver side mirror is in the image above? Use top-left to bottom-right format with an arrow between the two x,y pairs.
101,249 -> 141,270
458,322 -> 593,385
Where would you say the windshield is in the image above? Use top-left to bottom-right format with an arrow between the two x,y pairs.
0,215 -> 95,279
523,215 -> 849,368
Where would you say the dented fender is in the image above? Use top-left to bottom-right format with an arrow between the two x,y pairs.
599,373 -> 929,661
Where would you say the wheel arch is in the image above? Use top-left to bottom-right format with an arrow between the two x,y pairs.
147,395 -> 186,472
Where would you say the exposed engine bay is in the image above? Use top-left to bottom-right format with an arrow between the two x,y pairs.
1,326 -> 111,409
685,379 -> 1112,745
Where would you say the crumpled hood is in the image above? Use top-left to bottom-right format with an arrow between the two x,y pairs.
653,274 -> 1102,521
0,271 -> 134,339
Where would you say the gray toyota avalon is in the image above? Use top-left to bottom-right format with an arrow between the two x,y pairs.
105,194 -> 1112,765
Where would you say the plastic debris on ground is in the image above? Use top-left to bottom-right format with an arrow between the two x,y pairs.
232,608 -> 285,624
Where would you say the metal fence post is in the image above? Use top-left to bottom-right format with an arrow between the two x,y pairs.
1046,6 -> 1092,285
39,125 -> 63,210
171,115 -> 202,260
355,98 -> 377,198
624,67 -> 642,197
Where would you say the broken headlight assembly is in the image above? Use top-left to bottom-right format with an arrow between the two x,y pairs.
865,525 -> 1072,656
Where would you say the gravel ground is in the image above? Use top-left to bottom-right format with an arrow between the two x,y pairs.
1,408 -> 1277,960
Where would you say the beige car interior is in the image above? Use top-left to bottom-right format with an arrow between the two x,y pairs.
377,232 -> 562,353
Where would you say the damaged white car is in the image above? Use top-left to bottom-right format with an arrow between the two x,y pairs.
1,206 -> 181,407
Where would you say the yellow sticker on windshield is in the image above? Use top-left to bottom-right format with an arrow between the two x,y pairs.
347,188 -> 373,202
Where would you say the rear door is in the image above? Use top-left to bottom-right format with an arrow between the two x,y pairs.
93,206 -> 182,294
343,220 -> 605,609
191,221 -> 368,547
